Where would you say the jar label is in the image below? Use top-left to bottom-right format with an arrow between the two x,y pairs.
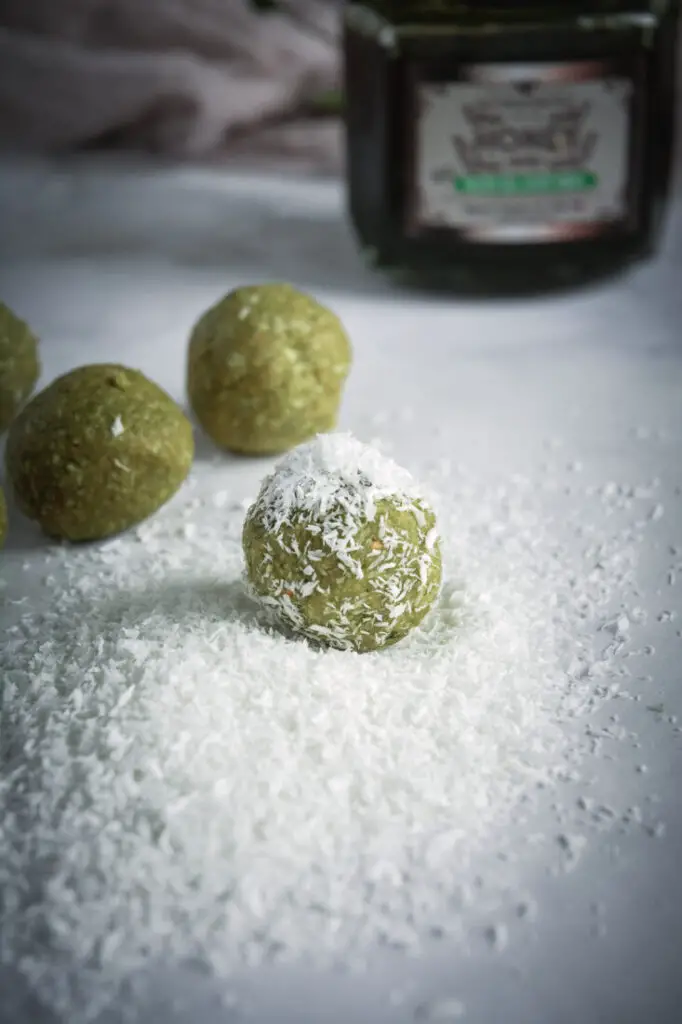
410,61 -> 636,243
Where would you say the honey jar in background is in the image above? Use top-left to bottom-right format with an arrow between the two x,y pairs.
343,1 -> 679,291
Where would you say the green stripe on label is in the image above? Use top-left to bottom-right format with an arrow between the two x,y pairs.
453,171 -> 598,196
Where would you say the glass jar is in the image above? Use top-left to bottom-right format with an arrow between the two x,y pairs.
343,1 -> 679,292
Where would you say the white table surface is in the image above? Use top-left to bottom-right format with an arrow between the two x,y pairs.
1,157 -> 681,1024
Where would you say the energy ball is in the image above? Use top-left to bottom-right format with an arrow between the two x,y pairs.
187,282 -> 351,455
5,364 -> 194,542
0,301 -> 40,433
243,433 -> 442,653
0,486 -> 6,548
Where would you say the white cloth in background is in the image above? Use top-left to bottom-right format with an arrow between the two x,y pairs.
0,0 -> 342,173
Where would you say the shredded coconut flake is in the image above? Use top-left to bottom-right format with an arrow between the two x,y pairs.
0,440 -> 668,1022
254,432 -> 425,532
110,415 -> 124,438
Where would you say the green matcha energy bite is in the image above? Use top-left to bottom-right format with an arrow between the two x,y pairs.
243,433 -> 442,653
5,364 -> 194,542
187,282 -> 352,456
0,301 -> 40,433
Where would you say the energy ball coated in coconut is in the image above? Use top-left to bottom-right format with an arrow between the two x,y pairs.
243,433 -> 442,653
187,282 -> 351,455
0,486 -> 7,548
5,364 -> 194,542
0,301 -> 40,433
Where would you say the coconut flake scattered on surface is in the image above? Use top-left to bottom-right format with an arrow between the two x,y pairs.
0,433 -> 671,1022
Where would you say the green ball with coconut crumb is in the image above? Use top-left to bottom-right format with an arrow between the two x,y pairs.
187,282 -> 352,456
242,433 -> 442,653
0,301 -> 40,434
5,364 -> 194,542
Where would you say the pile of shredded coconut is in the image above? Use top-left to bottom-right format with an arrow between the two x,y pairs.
0,436 -> 662,1022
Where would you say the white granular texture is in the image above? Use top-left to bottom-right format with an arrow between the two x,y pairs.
253,432 -> 425,531
110,415 -> 125,438
0,449 -> 646,1022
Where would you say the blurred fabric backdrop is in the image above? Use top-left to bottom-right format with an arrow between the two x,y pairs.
0,0 -> 343,175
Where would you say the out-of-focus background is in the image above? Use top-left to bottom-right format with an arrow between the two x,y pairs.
0,0 -> 343,176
